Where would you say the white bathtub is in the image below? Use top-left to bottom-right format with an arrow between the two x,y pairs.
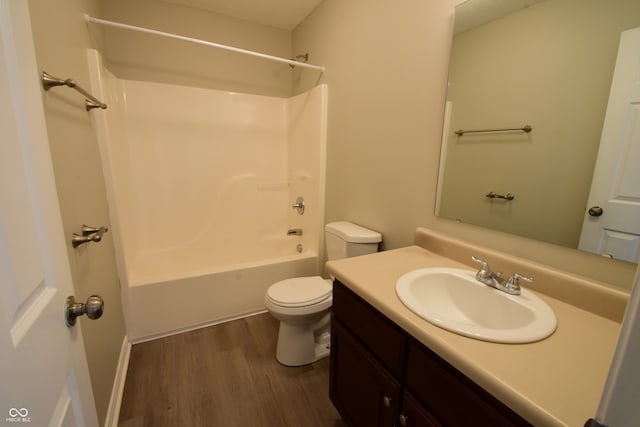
86,50 -> 327,341
126,247 -> 319,342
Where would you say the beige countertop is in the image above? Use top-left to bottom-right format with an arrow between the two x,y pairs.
326,240 -> 625,427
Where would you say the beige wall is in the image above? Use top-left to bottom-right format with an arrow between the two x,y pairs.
27,0 -> 126,424
440,0 -> 640,249
293,0 -> 455,247
293,0 -> 637,289
99,0 -> 293,97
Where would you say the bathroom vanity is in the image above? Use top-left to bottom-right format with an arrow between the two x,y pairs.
331,280 -> 529,426
326,229 -> 628,426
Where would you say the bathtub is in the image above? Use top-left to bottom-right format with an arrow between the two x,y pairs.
126,245 -> 319,342
86,49 -> 328,342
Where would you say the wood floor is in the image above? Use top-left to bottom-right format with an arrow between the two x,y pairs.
118,312 -> 347,427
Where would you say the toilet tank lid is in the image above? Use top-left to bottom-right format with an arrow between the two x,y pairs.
325,221 -> 382,243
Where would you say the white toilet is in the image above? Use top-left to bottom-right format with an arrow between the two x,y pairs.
264,221 -> 382,366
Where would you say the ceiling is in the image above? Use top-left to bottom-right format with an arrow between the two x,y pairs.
158,0 -> 323,31
454,0 -> 545,34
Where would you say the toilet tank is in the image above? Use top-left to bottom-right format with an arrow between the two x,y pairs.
324,221 -> 382,261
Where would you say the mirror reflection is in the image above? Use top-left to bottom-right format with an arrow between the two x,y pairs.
436,0 -> 640,263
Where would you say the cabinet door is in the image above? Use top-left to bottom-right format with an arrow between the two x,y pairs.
330,320 -> 401,427
406,342 -> 531,426
333,281 -> 407,378
398,392 -> 443,427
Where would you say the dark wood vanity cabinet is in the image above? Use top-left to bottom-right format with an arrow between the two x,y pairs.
330,320 -> 402,427
398,392 -> 442,427
330,280 -> 531,427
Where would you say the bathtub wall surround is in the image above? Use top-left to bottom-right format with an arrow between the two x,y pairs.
87,49 -> 328,340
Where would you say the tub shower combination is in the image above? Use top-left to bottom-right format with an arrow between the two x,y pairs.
87,50 -> 328,341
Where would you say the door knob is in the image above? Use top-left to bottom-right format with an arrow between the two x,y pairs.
65,295 -> 104,327
588,206 -> 604,217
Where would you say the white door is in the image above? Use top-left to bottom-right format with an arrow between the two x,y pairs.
0,1 -> 99,426
579,27 -> 640,263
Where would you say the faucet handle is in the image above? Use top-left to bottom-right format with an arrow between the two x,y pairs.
504,273 -> 533,294
471,256 -> 490,274
509,273 -> 533,284
471,256 -> 493,284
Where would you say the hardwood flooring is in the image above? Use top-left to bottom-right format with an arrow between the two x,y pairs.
118,312 -> 346,427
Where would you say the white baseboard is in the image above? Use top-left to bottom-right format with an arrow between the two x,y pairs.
104,335 -> 131,427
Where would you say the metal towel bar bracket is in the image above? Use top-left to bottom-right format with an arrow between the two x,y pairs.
41,71 -> 107,111
71,224 -> 109,248
454,125 -> 532,136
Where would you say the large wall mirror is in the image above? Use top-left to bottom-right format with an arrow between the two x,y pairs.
437,0 -> 640,263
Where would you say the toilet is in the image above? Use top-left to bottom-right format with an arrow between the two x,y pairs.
265,221 -> 382,366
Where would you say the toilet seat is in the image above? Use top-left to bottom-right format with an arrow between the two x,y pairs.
266,276 -> 332,307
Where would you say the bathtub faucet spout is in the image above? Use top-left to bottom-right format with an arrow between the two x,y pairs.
287,228 -> 303,236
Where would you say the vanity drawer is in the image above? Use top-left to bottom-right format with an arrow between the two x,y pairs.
332,280 -> 407,379
406,341 -> 531,426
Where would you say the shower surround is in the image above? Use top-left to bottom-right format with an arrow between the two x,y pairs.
87,50 -> 327,341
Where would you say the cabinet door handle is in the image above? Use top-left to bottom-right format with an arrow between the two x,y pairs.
383,395 -> 392,407
399,414 -> 409,426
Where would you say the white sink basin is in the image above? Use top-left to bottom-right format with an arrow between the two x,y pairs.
395,268 -> 557,343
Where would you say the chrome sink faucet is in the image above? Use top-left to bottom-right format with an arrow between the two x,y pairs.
471,256 -> 533,295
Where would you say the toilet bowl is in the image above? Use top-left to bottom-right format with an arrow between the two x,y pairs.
265,221 -> 382,366
264,276 -> 333,366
